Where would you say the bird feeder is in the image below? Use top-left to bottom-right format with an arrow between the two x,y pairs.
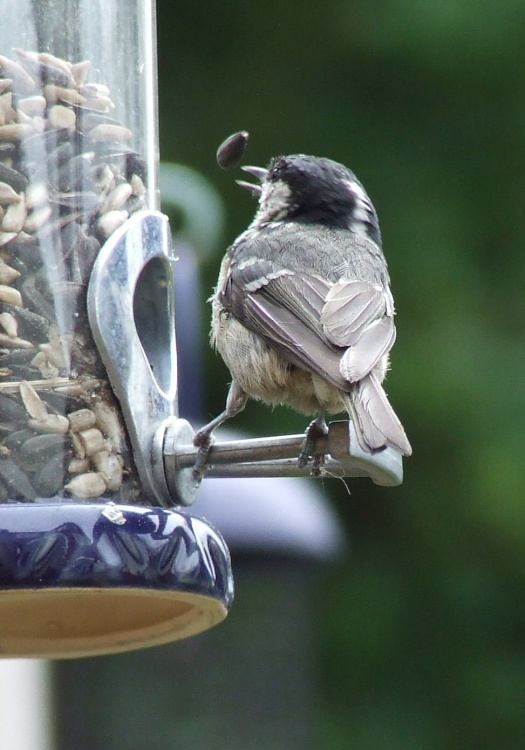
0,0 -> 233,659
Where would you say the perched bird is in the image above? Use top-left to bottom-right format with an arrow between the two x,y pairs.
193,153 -> 411,476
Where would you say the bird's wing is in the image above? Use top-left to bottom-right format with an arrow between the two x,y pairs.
221,255 -> 395,391
321,280 -> 396,382
222,257 -> 347,389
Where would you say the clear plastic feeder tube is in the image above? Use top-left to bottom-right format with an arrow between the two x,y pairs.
0,0 -> 159,502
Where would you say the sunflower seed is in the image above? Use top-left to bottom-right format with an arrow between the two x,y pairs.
0,181 -> 21,204
77,427 -> 105,456
216,130 -> 249,169
17,95 -> 46,117
95,164 -> 114,191
89,124 -> 132,142
15,49 -> 75,88
0,348 -> 36,367
93,402 -> 122,453
20,279 -> 54,320
0,285 -> 22,306
102,182 -> 132,212
37,52 -> 74,78
25,180 -> 49,208
48,104 -> 76,131
0,55 -> 36,94
130,173 -> 146,197
0,312 -> 17,338
0,311 -> 18,338
0,93 -> 13,126
33,450 -> 71,496
0,262 -> 20,284
0,123 -> 35,141
79,83 -> 110,99
19,433 -> 71,463
92,450 -> 123,491
6,305 -> 48,342
0,163 -> 28,192
97,209 -> 128,238
65,471 -> 106,498
28,413 -> 69,434
44,84 -> 85,106
2,428 -> 36,451
0,456 -> 37,499
82,95 -> 115,113
20,379 -> 48,420
0,231 -> 17,246
68,457 -> 90,474
0,393 -> 27,421
71,60 -> 91,86
67,408 -> 96,432
2,195 -> 27,232
23,205 -> 52,233
0,333 -> 32,349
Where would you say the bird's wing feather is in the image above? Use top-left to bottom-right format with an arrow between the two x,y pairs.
245,294 -> 347,389
321,279 -> 396,381
321,280 -> 386,345
340,316 -> 396,382
222,257 -> 347,388
221,254 -> 395,389
341,373 -> 412,455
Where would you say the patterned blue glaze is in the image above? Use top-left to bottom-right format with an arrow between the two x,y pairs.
0,503 -> 234,608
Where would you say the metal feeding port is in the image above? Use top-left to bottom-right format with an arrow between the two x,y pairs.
88,210 -> 177,508
87,210 -> 403,508
161,417 -> 403,507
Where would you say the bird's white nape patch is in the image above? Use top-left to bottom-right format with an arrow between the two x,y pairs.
342,178 -> 375,233
343,178 -> 368,203
343,179 -> 373,213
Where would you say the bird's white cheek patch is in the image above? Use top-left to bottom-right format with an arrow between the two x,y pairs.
253,180 -> 293,225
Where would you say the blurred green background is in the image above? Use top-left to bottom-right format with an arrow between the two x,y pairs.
156,0 -> 525,747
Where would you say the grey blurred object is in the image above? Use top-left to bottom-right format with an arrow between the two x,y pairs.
158,162 -> 222,420
159,162 -> 225,260
0,660 -> 54,750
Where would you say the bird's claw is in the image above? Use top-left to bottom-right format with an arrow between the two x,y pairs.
298,415 -> 329,473
192,430 -> 214,483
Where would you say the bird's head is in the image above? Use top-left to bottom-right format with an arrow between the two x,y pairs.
237,154 -> 381,243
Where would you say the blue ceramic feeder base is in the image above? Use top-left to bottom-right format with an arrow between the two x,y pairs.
0,502 -> 234,659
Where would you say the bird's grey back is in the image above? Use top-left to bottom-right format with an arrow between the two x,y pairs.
233,221 -> 390,287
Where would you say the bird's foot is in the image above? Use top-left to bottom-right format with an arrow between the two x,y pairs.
192,429 -> 214,483
298,414 -> 329,473
310,453 -> 326,478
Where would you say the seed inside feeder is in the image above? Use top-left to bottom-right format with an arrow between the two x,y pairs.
0,49 -> 147,503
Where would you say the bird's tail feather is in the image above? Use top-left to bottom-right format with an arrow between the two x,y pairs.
341,373 -> 412,456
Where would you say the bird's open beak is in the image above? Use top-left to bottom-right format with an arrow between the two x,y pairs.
235,165 -> 268,196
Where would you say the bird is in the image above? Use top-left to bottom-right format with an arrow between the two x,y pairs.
193,152 -> 411,478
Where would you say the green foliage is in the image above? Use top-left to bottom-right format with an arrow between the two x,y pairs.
157,0 -> 525,746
